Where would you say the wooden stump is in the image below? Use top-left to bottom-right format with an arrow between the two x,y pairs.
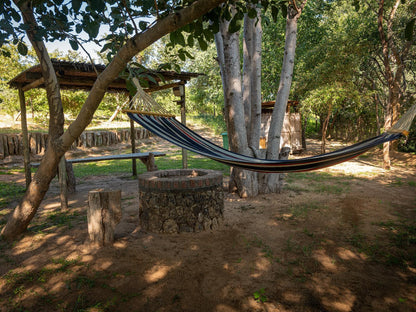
87,189 -> 122,246
140,153 -> 158,171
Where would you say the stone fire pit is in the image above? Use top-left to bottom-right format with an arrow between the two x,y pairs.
138,169 -> 224,233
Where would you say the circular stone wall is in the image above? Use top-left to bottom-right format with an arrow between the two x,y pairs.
138,169 -> 224,233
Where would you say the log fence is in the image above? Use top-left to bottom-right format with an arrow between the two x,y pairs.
0,128 -> 149,159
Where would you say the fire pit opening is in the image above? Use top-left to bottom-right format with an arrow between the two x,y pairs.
138,169 -> 224,233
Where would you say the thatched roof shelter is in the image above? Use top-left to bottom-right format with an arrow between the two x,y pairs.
9,59 -> 201,188
8,59 -> 201,93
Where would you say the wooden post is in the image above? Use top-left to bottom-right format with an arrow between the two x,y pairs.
140,153 -> 158,171
87,189 -> 122,246
180,82 -> 187,169
66,162 -> 76,193
130,117 -> 137,176
58,156 -> 68,210
18,89 -> 31,187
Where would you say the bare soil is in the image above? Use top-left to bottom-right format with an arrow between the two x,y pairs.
0,127 -> 415,312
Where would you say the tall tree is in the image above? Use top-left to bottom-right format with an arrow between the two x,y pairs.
374,0 -> 415,169
214,0 -> 308,197
0,0 -> 227,241
259,0 -> 307,193
215,4 -> 259,197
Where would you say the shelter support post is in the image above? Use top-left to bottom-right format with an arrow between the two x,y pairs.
175,82 -> 187,169
130,94 -> 137,176
18,88 -> 31,187
58,156 -> 68,210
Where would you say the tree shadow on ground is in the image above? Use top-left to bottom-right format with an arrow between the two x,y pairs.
0,160 -> 415,312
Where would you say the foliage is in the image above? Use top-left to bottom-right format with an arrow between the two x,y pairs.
0,45 -> 35,117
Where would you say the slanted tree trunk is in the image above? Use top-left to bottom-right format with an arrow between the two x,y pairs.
259,1 -> 307,193
1,0 -> 227,241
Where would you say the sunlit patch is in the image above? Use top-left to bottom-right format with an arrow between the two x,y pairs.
113,241 -> 127,248
312,250 -> 337,271
337,247 -> 360,261
56,235 -> 70,245
142,235 -> 154,244
241,297 -> 262,311
251,257 -> 271,278
266,219 -> 279,226
96,260 -> 113,270
282,291 -> 302,303
190,244 -> 199,251
49,279 -> 66,293
322,292 -> 356,312
12,233 -> 58,255
43,202 -> 60,210
312,276 -> 356,312
144,262 -> 179,283
214,303 -> 238,312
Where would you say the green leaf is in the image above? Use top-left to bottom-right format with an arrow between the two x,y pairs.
170,31 -> 186,47
75,24 -> 82,33
271,6 -> 279,22
1,49 -> 11,58
353,0 -> 360,11
405,18 -> 415,41
10,9 -> 21,22
248,8 -> 257,19
17,41 -> 28,56
187,35 -> 194,47
72,0 -> 82,12
228,16 -> 242,33
194,21 -> 203,36
69,39 -> 79,50
198,37 -> 208,51
126,78 -> 137,97
86,22 -> 100,38
139,21 -> 148,31
89,0 -> 105,11
280,3 -> 287,19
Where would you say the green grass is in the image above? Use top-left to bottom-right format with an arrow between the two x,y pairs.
290,202 -> 327,217
72,151 -> 229,178
347,220 -> 416,267
286,171 -> 351,195
0,182 -> 25,208
188,115 -> 227,135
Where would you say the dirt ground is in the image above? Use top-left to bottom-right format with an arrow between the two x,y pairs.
0,127 -> 415,312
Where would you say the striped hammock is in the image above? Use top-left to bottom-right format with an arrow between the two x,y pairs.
124,80 -> 416,173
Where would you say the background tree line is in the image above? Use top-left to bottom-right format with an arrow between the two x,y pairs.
3,0 -> 414,146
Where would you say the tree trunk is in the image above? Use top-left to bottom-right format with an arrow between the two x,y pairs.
217,14 -> 258,198
1,0 -> 227,241
376,0 -> 413,169
88,189 -> 122,246
259,3 -> 302,194
321,106 -> 332,154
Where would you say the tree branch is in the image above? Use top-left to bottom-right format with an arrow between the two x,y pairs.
62,0 -> 227,148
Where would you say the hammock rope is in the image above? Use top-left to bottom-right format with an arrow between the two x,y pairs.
124,83 -> 415,173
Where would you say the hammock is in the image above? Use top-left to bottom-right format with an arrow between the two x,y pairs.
124,80 -> 416,173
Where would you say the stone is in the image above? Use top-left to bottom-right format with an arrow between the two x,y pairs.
138,169 -> 224,233
163,219 -> 179,234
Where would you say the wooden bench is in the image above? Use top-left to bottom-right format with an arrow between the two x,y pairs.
31,152 -> 166,192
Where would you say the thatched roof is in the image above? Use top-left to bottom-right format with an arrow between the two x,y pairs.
8,59 -> 201,93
